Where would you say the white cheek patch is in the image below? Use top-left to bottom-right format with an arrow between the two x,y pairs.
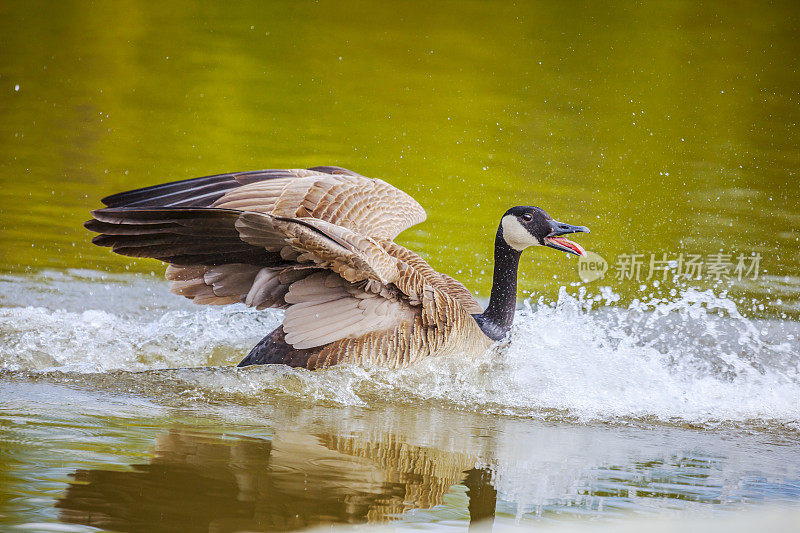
501,215 -> 540,251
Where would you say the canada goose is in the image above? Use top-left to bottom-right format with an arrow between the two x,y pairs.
85,166 -> 589,369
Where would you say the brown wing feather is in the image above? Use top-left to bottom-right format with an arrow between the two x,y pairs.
436,273 -> 483,314
212,170 -> 426,240
100,169 -> 300,208
87,167 -> 487,367
379,241 -> 483,314
85,208 -> 280,266
101,166 -> 426,240
165,263 -> 322,308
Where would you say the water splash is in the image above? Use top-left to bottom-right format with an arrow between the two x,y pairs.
0,270 -> 276,372
1,271 -> 798,428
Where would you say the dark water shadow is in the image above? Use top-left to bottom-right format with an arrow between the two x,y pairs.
55,429 -> 496,532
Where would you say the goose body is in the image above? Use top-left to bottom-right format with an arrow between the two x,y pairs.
86,166 -> 588,369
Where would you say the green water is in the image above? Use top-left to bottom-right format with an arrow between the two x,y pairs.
2,1 -> 800,531
1,0 -> 799,313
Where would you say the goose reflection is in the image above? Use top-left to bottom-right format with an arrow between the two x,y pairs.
56,429 -> 496,532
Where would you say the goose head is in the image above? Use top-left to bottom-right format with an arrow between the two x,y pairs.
500,206 -> 589,256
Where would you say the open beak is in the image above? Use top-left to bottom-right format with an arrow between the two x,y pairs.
544,219 -> 590,257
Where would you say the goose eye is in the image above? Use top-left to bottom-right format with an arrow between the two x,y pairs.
521,213 -> 533,222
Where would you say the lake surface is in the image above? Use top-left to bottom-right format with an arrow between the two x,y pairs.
1,1 -> 800,531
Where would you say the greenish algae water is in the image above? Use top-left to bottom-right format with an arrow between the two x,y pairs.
1,1 -> 800,531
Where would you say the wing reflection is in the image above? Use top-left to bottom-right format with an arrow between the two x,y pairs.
55,429 -> 496,531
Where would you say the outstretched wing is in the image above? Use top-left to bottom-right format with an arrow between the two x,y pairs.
86,168 -> 483,353
100,166 -> 426,241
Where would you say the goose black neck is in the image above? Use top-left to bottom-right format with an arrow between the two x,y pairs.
473,227 -> 522,340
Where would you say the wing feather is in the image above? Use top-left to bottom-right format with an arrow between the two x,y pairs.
85,208 -> 280,266
235,212 -> 401,285
98,166 -> 426,240
87,167 -> 485,358
281,272 -> 415,350
100,169 -> 298,208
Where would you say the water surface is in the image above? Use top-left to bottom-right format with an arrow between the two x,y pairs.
1,1 -> 800,531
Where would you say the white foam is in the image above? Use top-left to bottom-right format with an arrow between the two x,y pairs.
1,272 -> 799,427
0,271 -> 278,372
